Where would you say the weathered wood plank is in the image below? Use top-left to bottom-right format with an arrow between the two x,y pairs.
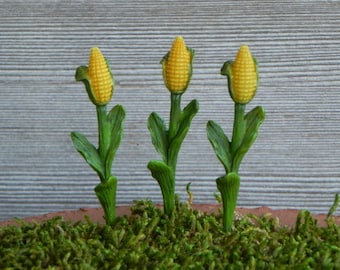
1,0 -> 340,220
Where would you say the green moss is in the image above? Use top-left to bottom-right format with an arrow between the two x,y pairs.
1,200 -> 339,269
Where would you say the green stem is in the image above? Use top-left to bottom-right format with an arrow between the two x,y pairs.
163,190 -> 175,216
95,176 -> 117,226
96,105 -> 110,181
95,106 -> 121,225
168,93 -> 182,173
231,103 -> 246,172
162,93 -> 182,215
147,160 -> 175,216
217,173 -> 240,232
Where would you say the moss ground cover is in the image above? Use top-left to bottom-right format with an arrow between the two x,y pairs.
1,200 -> 339,269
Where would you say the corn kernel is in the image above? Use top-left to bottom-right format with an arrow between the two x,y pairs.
222,45 -> 258,104
87,47 -> 113,105
161,36 -> 194,94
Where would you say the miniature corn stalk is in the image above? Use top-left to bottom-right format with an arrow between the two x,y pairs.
148,36 -> 199,215
71,47 -> 125,225
207,45 -> 265,232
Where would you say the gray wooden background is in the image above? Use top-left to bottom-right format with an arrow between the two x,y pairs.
1,0 -> 340,221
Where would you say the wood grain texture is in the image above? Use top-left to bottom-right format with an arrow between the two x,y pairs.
1,0 -> 340,220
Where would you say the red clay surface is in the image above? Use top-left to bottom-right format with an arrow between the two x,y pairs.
1,205 -> 339,228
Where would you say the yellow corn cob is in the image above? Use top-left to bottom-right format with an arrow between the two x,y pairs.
161,36 -> 194,94
87,47 -> 113,105
222,45 -> 258,104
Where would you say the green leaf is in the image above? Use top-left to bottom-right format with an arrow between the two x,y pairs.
327,193 -> 339,218
178,99 -> 199,138
147,160 -> 175,215
105,105 -> 126,175
167,126 -> 187,171
147,112 -> 168,162
147,160 -> 175,194
168,99 -> 199,168
71,131 -> 105,181
206,120 -> 232,173
232,106 -> 265,172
